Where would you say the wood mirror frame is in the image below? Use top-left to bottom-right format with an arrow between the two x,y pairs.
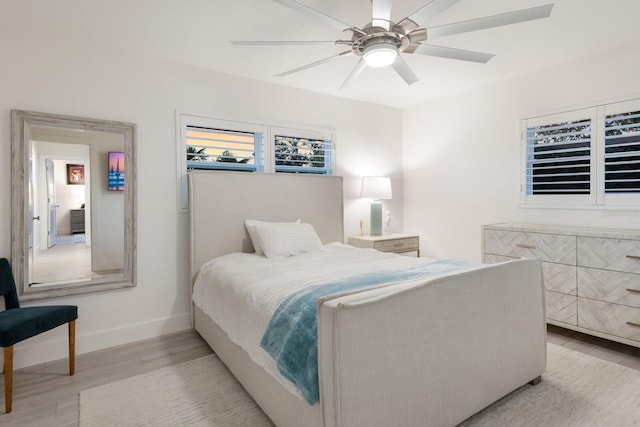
11,110 -> 137,300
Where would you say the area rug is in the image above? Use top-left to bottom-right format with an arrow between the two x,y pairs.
79,343 -> 640,426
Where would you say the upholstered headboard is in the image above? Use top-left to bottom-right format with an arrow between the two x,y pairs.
188,171 -> 344,282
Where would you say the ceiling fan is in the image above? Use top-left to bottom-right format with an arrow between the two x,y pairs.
232,0 -> 554,88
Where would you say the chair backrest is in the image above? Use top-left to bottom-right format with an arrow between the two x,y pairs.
0,258 -> 20,309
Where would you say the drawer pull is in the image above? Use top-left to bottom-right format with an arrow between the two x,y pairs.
627,255 -> 640,260
627,288 -> 640,294
393,243 -> 404,247
627,321 -> 640,328
516,243 -> 536,249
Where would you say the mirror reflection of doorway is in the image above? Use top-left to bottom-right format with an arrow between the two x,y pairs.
29,141 -> 93,286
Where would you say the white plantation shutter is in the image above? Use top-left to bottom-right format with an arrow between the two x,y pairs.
274,135 -> 332,174
525,118 -> 592,195
186,126 -> 263,172
604,110 -> 640,194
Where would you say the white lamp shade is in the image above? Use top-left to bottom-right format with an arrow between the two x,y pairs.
361,176 -> 392,200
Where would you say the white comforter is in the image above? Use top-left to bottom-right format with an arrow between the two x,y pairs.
192,243 -> 433,399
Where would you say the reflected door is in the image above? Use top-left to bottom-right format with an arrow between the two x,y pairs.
45,159 -> 57,248
28,157 -> 35,281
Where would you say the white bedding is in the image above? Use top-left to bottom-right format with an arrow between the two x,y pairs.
192,243 -> 435,400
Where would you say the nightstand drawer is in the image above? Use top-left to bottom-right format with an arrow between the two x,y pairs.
348,234 -> 420,256
374,237 -> 419,253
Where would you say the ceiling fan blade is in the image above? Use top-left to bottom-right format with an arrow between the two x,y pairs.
414,44 -> 494,63
272,0 -> 355,32
428,4 -> 554,39
276,50 -> 353,77
231,41 -> 338,46
392,56 -> 419,85
340,59 -> 368,89
406,0 -> 463,27
372,0 -> 393,30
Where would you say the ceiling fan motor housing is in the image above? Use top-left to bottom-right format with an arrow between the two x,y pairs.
350,20 -> 426,57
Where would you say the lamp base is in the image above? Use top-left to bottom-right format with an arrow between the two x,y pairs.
370,201 -> 383,236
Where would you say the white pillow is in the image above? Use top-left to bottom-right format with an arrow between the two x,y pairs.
245,219 -> 300,255
254,222 -> 323,258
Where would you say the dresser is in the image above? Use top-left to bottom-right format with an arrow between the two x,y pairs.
482,223 -> 640,348
348,233 -> 420,257
70,209 -> 85,234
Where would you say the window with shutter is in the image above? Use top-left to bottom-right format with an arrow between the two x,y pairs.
521,98 -> 640,208
186,126 -> 263,172
604,110 -> 640,194
274,135 -> 332,174
525,118 -> 592,195
177,114 -> 335,210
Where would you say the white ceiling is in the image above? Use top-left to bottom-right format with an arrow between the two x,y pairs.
7,0 -> 640,108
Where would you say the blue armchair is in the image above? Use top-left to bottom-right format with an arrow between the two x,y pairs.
0,258 -> 77,413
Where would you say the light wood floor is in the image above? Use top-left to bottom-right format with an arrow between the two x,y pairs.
1,326 -> 639,426
0,330 -> 213,427
31,242 -> 92,285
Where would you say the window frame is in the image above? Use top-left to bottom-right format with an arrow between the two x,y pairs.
520,98 -> 640,209
177,114 -> 335,211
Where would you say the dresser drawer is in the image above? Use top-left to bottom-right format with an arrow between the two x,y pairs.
578,267 -> 640,308
484,229 -> 576,265
374,237 -> 419,253
578,237 -> 640,274
546,290 -> 577,326
484,254 -> 576,295
542,262 -> 577,295
483,254 -> 514,264
578,298 -> 640,342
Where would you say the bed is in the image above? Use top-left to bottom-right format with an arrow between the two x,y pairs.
188,170 -> 547,427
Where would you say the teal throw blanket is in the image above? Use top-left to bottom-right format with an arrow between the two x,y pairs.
260,259 -> 478,404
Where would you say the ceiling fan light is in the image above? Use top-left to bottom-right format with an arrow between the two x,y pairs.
363,43 -> 397,68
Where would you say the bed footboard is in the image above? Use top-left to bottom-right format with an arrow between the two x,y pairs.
317,258 -> 545,427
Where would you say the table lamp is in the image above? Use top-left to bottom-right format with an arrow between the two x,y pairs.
361,176 -> 392,236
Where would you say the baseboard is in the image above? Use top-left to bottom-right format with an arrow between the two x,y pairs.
7,312 -> 192,370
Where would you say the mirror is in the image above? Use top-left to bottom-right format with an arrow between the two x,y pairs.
11,110 -> 136,300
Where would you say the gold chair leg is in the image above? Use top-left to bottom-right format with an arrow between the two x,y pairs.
4,346 -> 13,413
69,320 -> 76,376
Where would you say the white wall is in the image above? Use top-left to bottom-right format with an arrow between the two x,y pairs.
403,44 -> 640,262
0,31 -> 403,369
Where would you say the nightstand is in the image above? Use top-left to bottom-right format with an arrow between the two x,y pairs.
70,209 -> 85,234
348,233 -> 420,257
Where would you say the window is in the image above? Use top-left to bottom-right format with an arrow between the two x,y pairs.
186,126 -> 263,172
274,136 -> 332,174
177,114 -> 334,210
525,117 -> 592,195
604,110 -> 640,194
272,126 -> 333,175
521,99 -> 640,208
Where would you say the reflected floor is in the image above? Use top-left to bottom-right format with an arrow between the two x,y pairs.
29,235 -> 121,285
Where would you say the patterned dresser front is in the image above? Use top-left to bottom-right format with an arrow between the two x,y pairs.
482,223 -> 640,348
